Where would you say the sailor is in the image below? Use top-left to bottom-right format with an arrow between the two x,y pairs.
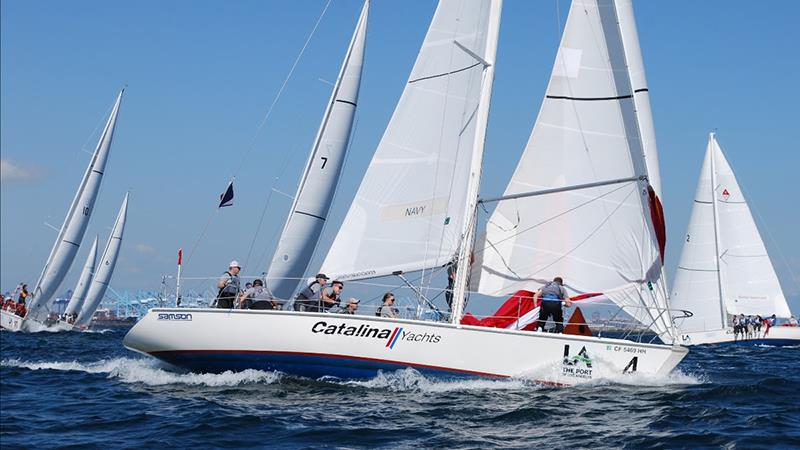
789,315 -> 798,326
769,314 -> 777,326
294,273 -> 329,312
215,261 -> 241,309
732,314 -> 742,340
378,292 -> 398,318
239,279 -> 278,310
534,277 -> 571,333
341,298 -> 360,315
445,260 -> 457,310
17,283 -> 29,306
319,281 -> 343,312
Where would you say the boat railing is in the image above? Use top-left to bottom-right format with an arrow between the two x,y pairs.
150,274 -> 693,343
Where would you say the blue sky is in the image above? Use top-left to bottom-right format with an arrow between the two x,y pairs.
1,1 -> 798,314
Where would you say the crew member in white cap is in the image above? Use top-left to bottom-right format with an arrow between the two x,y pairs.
215,260 -> 242,308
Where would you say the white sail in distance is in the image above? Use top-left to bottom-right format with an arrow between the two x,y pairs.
24,89 -> 124,326
76,193 -> 129,327
321,0 -> 498,281
670,134 -> 790,334
266,1 -> 368,300
63,235 -> 99,318
474,0 -> 672,339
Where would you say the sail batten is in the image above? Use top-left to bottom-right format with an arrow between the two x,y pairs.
75,194 -> 129,327
23,90 -> 124,328
266,1 -> 368,299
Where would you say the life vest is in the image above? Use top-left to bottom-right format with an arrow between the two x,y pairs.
296,281 -> 321,300
541,282 -> 563,301
217,271 -> 239,297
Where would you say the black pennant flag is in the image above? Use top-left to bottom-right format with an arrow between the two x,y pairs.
219,181 -> 234,208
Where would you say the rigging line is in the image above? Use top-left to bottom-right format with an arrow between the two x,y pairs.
183,207 -> 219,271
478,181 -> 632,255
252,145 -> 300,272
232,0 -> 333,177
244,144 -> 296,270
78,99 -> 115,157
738,173 -> 800,294
475,181 -> 634,280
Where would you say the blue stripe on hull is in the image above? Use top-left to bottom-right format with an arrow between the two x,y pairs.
717,338 -> 800,347
153,351 -> 482,380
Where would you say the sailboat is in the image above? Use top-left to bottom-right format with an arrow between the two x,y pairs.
1,89 -> 124,332
59,235 -> 100,324
124,0 -> 688,385
52,193 -> 129,331
670,133 -> 798,345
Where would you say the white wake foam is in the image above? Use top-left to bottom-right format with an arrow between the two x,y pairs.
1,357 -> 282,387
336,368 -> 535,393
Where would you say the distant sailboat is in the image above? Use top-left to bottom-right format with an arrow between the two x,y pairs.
61,236 -> 100,322
266,0 -> 368,300
125,0 -> 688,385
1,89 -> 124,332
670,133 -> 798,345
74,193 -> 130,329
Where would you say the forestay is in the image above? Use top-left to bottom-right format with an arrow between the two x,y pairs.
266,1 -> 368,300
321,0 -> 496,281
63,236 -> 99,318
24,90 -> 124,326
670,134 -> 790,334
474,0 -> 672,340
76,193 -> 129,327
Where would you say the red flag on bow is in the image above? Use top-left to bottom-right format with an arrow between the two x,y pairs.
177,248 -> 183,266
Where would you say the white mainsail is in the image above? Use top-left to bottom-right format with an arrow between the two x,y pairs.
474,0 -> 672,339
266,1 -> 369,300
75,193 -> 129,327
63,235 -> 99,318
321,0 -> 498,281
24,90 -> 124,326
670,133 -> 790,334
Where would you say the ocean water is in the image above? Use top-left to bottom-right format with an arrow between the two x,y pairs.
1,328 -> 798,449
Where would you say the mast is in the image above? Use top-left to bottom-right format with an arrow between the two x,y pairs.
449,0 -> 502,324
709,132 -> 727,329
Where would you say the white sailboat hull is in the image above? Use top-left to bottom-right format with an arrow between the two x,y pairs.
124,309 -> 688,385
679,326 -> 800,346
1,309 -> 23,332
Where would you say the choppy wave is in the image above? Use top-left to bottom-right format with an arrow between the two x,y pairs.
1,357 -> 282,387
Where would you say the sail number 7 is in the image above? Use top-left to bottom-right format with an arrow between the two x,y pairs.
320,157 -> 328,169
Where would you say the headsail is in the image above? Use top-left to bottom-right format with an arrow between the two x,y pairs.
76,193 -> 129,327
321,0 -> 498,281
63,235 -> 99,319
670,134 -> 790,334
24,89 -> 124,327
266,1 -> 369,300
474,0 -> 672,340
